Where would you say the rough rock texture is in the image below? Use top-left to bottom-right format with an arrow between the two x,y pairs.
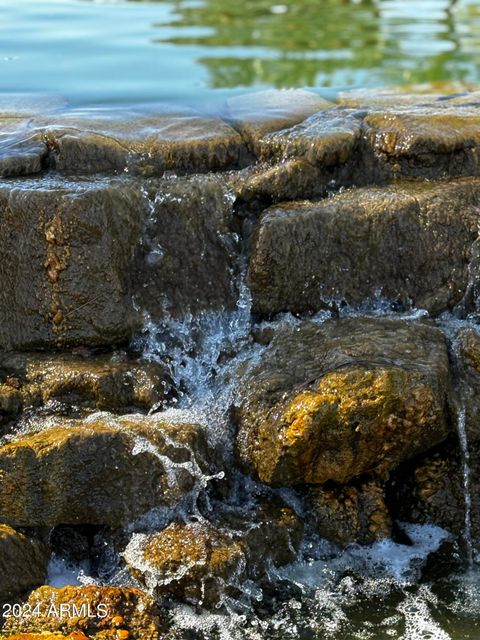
0,178 -> 146,350
0,415 -> 212,527
455,327 -> 480,442
306,481 -> 391,547
0,525 -> 49,598
236,318 -> 450,485
248,178 -> 480,316
0,635 -> 85,640
37,106 -> 247,175
2,586 -> 164,640
390,444 -> 475,541
134,175 -> 240,319
125,502 -> 303,608
0,118 -> 47,178
0,351 -> 174,417
362,106 -> 480,181
226,89 -> 331,152
125,521 -> 245,607
218,499 -> 304,578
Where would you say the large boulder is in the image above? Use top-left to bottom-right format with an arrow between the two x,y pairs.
134,175 -> 240,319
0,178 -> 146,350
248,178 -> 480,316
2,586 -> 164,640
0,351 -> 174,418
37,106 -> 247,175
0,414 -> 213,527
236,318 -> 450,485
0,525 -> 49,598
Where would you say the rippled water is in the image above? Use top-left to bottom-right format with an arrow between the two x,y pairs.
0,0 -> 479,105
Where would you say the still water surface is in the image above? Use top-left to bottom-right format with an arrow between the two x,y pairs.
0,0 -> 479,105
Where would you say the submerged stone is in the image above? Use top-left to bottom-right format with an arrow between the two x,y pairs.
306,481 -> 391,547
248,178 -> 480,316
2,586 -> 163,640
236,318 -> 450,485
36,106 -> 247,175
0,178 -> 146,351
0,525 -> 49,598
0,414 -> 212,527
0,351 -> 174,415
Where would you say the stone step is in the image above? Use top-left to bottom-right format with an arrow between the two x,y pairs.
248,178 -> 480,316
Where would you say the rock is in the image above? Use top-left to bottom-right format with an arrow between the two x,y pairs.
125,521 -> 245,607
0,414 -> 213,527
134,175 -> 240,319
218,498 -> 304,577
0,351 -> 174,414
236,317 -> 450,485
0,635 -> 84,640
0,178 -> 146,351
390,444 -> 473,542
336,84 -> 474,109
226,89 -> 331,152
37,106 -> 247,175
455,327 -> 480,442
0,525 -> 49,598
2,586 -> 164,639
306,481 -> 391,547
0,118 -> 47,178
363,105 -> 480,180
248,178 -> 480,316
254,108 -> 361,166
125,500 -> 303,608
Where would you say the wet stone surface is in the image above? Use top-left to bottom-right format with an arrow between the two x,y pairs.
2,88 -> 480,639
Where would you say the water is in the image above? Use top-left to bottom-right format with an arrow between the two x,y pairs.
1,0 -> 480,106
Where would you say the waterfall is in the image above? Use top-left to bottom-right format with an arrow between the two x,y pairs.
456,404 -> 474,566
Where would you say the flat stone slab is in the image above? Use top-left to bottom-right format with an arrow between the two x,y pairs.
35,105 -> 248,175
248,178 -> 480,316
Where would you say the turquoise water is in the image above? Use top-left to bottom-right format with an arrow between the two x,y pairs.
0,0 -> 480,105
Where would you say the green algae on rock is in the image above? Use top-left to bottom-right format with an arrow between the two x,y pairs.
0,525 -> 49,599
236,318 -> 450,485
0,415 -> 213,527
248,178 -> 480,316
